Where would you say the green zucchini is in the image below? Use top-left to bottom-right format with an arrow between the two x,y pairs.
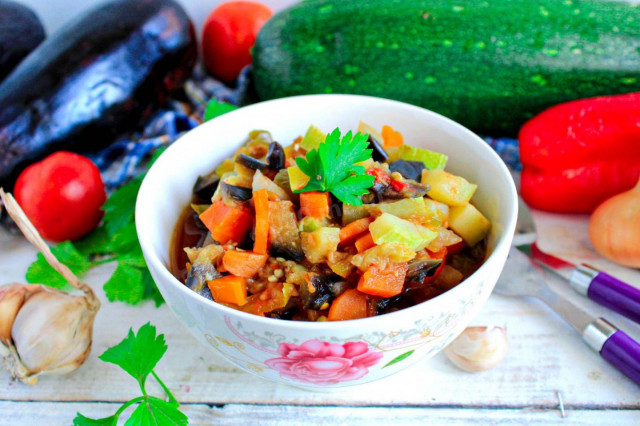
253,0 -> 640,136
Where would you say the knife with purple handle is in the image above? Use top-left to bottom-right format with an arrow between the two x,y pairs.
515,197 -> 640,325
497,247 -> 640,386
571,265 -> 640,325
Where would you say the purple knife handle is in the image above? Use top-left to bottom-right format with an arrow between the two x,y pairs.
601,331 -> 640,386
571,265 -> 640,324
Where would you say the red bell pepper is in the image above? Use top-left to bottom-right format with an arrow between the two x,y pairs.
519,92 -> 640,213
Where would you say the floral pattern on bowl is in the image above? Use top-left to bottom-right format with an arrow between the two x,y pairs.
265,339 -> 383,385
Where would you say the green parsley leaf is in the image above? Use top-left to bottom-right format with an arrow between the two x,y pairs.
76,323 -> 186,426
127,397 -> 188,426
330,174 -> 377,206
73,226 -> 113,257
109,221 -> 140,255
72,413 -> 117,426
103,176 -> 143,238
103,263 -> 146,305
295,128 -> 375,206
26,241 -> 92,290
99,323 -> 167,387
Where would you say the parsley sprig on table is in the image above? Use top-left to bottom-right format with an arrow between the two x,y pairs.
26,149 -> 165,306
295,128 -> 375,206
73,323 -> 187,426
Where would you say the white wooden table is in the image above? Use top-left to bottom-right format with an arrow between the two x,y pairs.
1,209 -> 639,425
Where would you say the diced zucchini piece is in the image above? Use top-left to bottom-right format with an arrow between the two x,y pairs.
300,125 -> 326,151
396,145 -> 448,170
358,121 -> 384,144
215,158 -> 235,177
355,157 -> 375,169
299,216 -> 331,232
369,213 -> 437,251
301,227 -> 341,264
350,242 -> 416,271
386,147 -> 401,163
422,169 -> 477,206
449,203 -> 491,246
423,198 -> 449,226
370,197 -> 425,219
287,166 -> 310,191
342,204 -> 370,225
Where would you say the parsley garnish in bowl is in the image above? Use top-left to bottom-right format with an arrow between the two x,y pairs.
294,128 -> 375,206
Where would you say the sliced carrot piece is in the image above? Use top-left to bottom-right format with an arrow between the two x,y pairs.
354,232 -> 375,253
339,216 -> 373,245
381,125 -> 404,148
253,188 -> 269,254
222,250 -> 268,278
327,289 -> 368,321
200,200 -> 253,245
300,191 -> 331,218
357,263 -> 408,298
207,275 -> 248,306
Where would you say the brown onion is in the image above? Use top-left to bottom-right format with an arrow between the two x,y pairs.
589,177 -> 640,268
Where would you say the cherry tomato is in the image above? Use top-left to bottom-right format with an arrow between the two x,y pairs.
202,1 -> 273,82
14,151 -> 106,242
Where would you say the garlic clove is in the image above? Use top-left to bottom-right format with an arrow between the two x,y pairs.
11,287 -> 97,376
0,189 -> 100,384
0,283 -> 42,346
444,326 -> 508,372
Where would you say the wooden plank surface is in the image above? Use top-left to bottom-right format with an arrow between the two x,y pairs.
2,230 -> 639,406
1,212 -> 639,425
1,401 -> 640,426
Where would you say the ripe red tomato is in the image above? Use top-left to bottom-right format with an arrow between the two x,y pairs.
14,151 -> 106,242
202,1 -> 273,82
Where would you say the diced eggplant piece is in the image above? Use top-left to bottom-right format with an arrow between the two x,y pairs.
197,231 -> 215,248
373,293 -> 413,315
193,172 -> 220,201
184,244 -> 224,292
367,134 -> 389,162
267,141 -> 285,170
389,160 -> 426,182
267,307 -> 297,320
299,273 -> 346,310
197,284 -> 214,301
222,181 -> 253,201
273,168 -> 297,201
362,180 -> 387,204
406,257 -> 443,284
381,181 -> 429,199
236,153 -> 268,171
268,200 -> 304,261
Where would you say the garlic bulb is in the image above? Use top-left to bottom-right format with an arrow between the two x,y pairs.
0,189 -> 100,385
444,326 -> 508,372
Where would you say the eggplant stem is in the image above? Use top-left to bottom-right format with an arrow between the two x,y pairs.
0,189 -> 100,311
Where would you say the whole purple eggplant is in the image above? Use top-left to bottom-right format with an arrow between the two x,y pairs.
0,0 -> 196,189
0,1 -> 45,82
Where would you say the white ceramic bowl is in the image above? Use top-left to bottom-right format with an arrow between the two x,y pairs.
136,94 -> 518,389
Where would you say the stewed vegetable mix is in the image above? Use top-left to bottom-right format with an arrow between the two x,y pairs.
170,122 -> 491,321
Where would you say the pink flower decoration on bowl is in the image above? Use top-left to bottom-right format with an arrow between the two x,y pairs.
265,339 -> 383,385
